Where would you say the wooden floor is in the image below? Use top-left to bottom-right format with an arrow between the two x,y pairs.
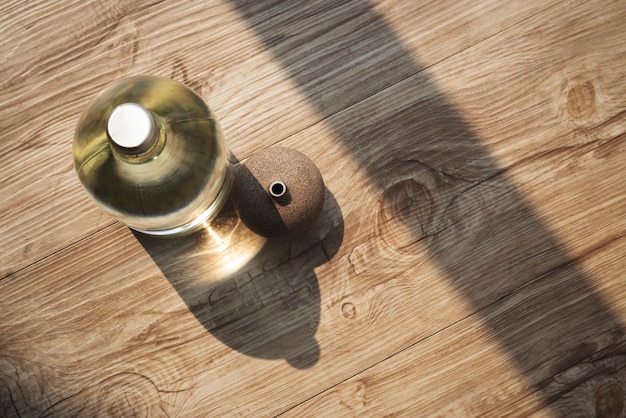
2,0 -> 626,416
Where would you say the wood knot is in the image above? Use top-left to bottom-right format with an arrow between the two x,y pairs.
170,58 -> 204,94
40,372 -> 163,416
377,179 -> 434,253
567,77 -> 597,121
109,19 -> 139,73
339,380 -> 368,410
595,381 -> 624,418
342,302 -> 357,319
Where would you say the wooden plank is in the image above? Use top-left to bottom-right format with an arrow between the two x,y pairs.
274,0 -> 626,413
283,235 -> 626,417
0,0 -> 561,278
2,0 -> 625,416
0,208 -> 344,416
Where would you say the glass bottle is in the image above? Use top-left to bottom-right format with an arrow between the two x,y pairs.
73,75 -> 231,236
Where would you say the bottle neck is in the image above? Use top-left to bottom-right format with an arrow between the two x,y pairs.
107,103 -> 166,163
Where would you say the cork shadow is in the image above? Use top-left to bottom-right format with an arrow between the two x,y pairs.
226,0 -> 625,413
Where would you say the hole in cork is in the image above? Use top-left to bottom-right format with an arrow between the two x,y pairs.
269,181 -> 286,198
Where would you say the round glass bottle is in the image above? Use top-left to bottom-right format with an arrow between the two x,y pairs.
73,76 -> 231,236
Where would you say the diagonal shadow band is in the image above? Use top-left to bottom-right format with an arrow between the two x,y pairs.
220,0 -> 625,413
134,188 -> 344,369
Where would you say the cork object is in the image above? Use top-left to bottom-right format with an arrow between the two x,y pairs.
232,147 -> 325,239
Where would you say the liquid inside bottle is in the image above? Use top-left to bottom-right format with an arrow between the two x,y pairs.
73,76 -> 232,236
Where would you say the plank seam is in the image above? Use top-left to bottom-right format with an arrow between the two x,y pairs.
0,222 -> 118,282
277,232 -> 626,416
258,0 -> 569,161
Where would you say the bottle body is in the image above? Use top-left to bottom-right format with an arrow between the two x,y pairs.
74,76 -> 231,236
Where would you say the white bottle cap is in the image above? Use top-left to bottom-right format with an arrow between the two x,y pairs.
107,103 -> 156,152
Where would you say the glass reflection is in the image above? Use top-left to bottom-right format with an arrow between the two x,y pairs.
193,210 -> 266,281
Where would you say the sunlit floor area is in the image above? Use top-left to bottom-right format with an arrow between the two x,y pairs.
1,0 -> 626,416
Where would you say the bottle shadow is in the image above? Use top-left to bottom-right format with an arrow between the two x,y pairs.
133,188 -> 344,369
225,0 -> 626,413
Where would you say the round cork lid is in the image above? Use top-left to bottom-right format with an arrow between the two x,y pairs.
232,147 -> 325,239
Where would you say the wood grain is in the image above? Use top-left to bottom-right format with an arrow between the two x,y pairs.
0,0 -> 560,278
284,236 -> 626,417
1,0 -> 626,416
